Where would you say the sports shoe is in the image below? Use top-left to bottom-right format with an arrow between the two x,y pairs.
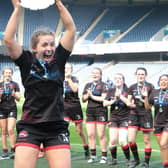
85,150 -> 90,160
0,152 -> 10,160
128,160 -> 140,168
99,156 -> 107,164
140,162 -> 149,168
9,151 -> 15,159
88,156 -> 97,163
108,158 -> 117,165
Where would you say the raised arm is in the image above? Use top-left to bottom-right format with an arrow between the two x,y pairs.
55,0 -> 76,51
4,0 -> 22,60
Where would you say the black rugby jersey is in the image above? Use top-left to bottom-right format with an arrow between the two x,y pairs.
0,81 -> 20,110
128,82 -> 154,115
105,85 -> 129,120
14,43 -> 71,123
64,76 -> 80,106
149,89 -> 168,127
83,81 -> 108,108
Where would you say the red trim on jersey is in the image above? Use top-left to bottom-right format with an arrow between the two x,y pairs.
15,143 -> 40,149
64,117 -> 83,123
140,128 -> 153,131
45,144 -> 70,151
64,117 -> 70,121
154,133 -> 161,136
71,120 -> 83,123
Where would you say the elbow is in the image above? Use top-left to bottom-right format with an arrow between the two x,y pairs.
4,37 -> 13,48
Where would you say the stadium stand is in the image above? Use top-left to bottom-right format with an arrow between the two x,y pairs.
85,5 -> 153,42
23,5 -> 59,46
120,5 -> 168,42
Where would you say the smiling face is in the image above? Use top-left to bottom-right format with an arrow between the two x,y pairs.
91,68 -> 102,82
32,34 -> 55,63
3,68 -> 13,82
114,74 -> 124,88
136,69 -> 147,84
159,75 -> 168,90
65,63 -> 72,77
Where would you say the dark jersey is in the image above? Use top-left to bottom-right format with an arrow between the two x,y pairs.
14,43 -> 71,123
64,76 -> 80,107
128,82 -> 154,115
105,85 -> 129,121
149,89 -> 168,127
83,81 -> 108,108
0,81 -> 20,110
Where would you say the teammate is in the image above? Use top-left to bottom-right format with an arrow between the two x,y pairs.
143,74 -> 168,168
4,0 -> 76,168
127,67 -> 154,168
0,67 -> 21,159
82,67 -> 108,164
103,73 -> 130,166
64,62 -> 89,159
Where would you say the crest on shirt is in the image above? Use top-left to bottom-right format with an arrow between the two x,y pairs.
19,130 -> 29,138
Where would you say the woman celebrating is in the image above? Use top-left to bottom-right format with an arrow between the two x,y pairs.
64,62 -> 89,159
127,67 -> 154,168
4,0 -> 76,167
103,73 -> 130,166
0,67 -> 21,159
143,74 -> 168,168
82,67 -> 108,164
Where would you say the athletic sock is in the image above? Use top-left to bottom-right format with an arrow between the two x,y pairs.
83,144 -> 89,152
3,148 -> 8,153
129,143 -> 140,161
163,162 -> 168,168
11,147 -> 15,153
90,149 -> 96,157
110,146 -> 117,159
101,151 -> 107,157
144,148 -> 152,164
121,144 -> 130,160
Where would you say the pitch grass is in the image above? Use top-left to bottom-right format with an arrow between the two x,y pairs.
0,99 -> 163,168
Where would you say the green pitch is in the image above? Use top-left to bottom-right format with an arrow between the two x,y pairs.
0,99 -> 163,168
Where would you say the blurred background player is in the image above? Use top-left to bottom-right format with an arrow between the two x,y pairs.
103,73 -> 130,166
82,67 -> 108,164
127,67 -> 154,168
0,67 -> 21,159
143,74 -> 168,168
64,62 -> 89,159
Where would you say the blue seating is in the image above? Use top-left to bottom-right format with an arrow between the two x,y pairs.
120,5 -> 168,42
86,5 -> 152,42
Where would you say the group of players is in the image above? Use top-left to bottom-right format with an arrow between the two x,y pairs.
64,64 -> 168,168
